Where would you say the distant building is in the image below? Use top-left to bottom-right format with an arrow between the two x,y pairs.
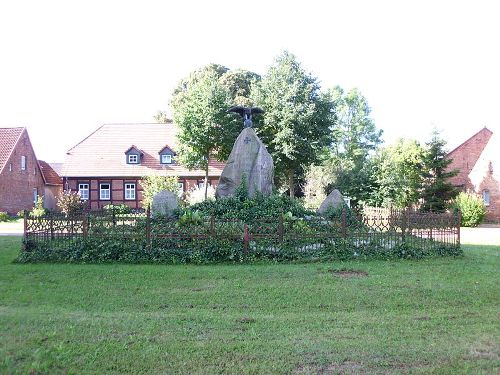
447,127 -> 499,222
0,127 -> 62,214
61,123 -> 224,210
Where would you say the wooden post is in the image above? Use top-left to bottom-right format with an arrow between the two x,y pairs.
243,224 -> 249,256
50,215 -> 54,240
278,214 -> 284,242
146,205 -> 151,251
82,213 -> 88,239
23,210 -> 28,237
457,211 -> 461,246
341,206 -> 347,238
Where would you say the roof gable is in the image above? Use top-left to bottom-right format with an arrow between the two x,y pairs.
0,127 -> 25,173
61,123 -> 224,178
39,160 -> 63,185
159,145 -> 176,155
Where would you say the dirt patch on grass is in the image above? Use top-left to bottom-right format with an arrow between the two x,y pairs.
330,269 -> 368,278
236,316 -> 256,324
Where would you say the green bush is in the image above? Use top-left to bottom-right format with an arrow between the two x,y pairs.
0,211 -> 9,222
30,196 -> 47,218
57,190 -> 85,216
103,203 -> 132,215
454,192 -> 486,227
188,192 -> 312,222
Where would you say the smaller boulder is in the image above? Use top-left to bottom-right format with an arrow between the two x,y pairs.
317,189 -> 345,214
152,190 -> 178,217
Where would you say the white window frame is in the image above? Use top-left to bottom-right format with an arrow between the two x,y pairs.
33,188 -> 38,204
78,183 -> 90,200
100,183 -> 111,200
124,183 -> 136,200
161,154 -> 172,164
177,182 -> 184,197
128,154 -> 138,164
483,190 -> 490,206
21,155 -> 26,170
198,180 -> 206,189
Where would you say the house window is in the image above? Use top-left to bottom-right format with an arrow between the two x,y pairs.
125,183 -> 136,200
128,154 -> 139,164
483,190 -> 490,206
161,154 -> 172,164
78,183 -> 90,200
21,156 -> 26,170
9,163 -> 12,172
100,183 -> 111,200
32,188 -> 38,204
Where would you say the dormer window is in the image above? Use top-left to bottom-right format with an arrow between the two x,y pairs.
161,154 -> 172,164
159,145 -> 175,165
125,145 -> 143,165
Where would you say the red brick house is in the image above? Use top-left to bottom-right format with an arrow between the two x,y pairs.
0,127 -> 46,214
61,123 -> 224,210
447,127 -> 500,222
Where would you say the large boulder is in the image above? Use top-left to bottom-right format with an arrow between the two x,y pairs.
317,189 -> 345,214
216,127 -> 274,198
152,190 -> 178,217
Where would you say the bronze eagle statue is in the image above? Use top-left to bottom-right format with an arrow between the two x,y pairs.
228,106 -> 264,128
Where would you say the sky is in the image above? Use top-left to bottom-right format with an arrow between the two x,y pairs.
1,0 -> 498,162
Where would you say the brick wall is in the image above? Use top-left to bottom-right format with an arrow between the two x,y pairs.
0,131 -> 45,214
447,128 -> 493,189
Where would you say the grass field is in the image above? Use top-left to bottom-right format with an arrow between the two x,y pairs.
0,236 -> 499,374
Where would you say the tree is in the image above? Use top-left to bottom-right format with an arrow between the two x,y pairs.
370,139 -> 426,208
420,131 -> 459,212
321,86 -> 382,206
140,175 -> 179,209
219,69 -> 260,107
252,51 -> 333,197
153,111 -> 171,124
170,64 -> 239,199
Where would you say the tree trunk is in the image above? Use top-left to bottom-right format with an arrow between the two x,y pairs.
288,169 -> 295,198
204,162 -> 209,200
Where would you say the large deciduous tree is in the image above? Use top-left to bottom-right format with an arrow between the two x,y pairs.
252,51 -> 332,197
170,64 -> 238,198
170,64 -> 259,199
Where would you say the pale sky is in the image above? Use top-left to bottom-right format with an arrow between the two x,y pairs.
1,0 -> 498,162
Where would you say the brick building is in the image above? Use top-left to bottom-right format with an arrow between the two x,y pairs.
447,127 -> 500,222
61,123 -> 224,210
0,127 -> 46,214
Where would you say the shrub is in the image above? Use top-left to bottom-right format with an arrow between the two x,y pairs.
453,192 -> 486,227
30,195 -> 47,217
140,175 -> 180,209
0,211 -> 9,222
57,190 -> 85,216
16,211 -> 25,218
190,192 -> 311,222
103,203 -> 131,215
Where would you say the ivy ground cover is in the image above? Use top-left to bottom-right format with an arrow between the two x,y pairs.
1,236 -> 498,374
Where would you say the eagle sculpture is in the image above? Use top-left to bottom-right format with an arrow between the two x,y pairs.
228,106 -> 264,128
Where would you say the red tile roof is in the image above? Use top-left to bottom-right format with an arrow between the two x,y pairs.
39,160 -> 63,185
0,127 -> 25,174
61,123 -> 225,178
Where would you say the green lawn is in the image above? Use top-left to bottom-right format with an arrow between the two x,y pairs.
0,237 -> 498,374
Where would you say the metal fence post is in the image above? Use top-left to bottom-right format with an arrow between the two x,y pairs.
23,210 -> 28,237
146,205 -> 151,251
243,224 -> 249,256
341,206 -> 347,238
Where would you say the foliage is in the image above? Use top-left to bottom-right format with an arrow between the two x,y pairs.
177,210 -> 203,226
420,131 -> 459,212
369,139 -> 426,208
190,192 -> 311,222
30,195 -> 47,218
171,64 -> 256,198
252,51 -> 333,196
140,175 -> 179,209
320,86 -> 383,206
103,203 -> 132,215
16,210 -> 25,218
302,165 -> 329,210
218,69 -> 260,107
0,211 -> 9,222
185,184 -> 216,206
57,190 -> 85,216
454,192 -> 486,227
153,110 -> 171,123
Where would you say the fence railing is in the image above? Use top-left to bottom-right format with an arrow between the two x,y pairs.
22,207 -> 461,261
